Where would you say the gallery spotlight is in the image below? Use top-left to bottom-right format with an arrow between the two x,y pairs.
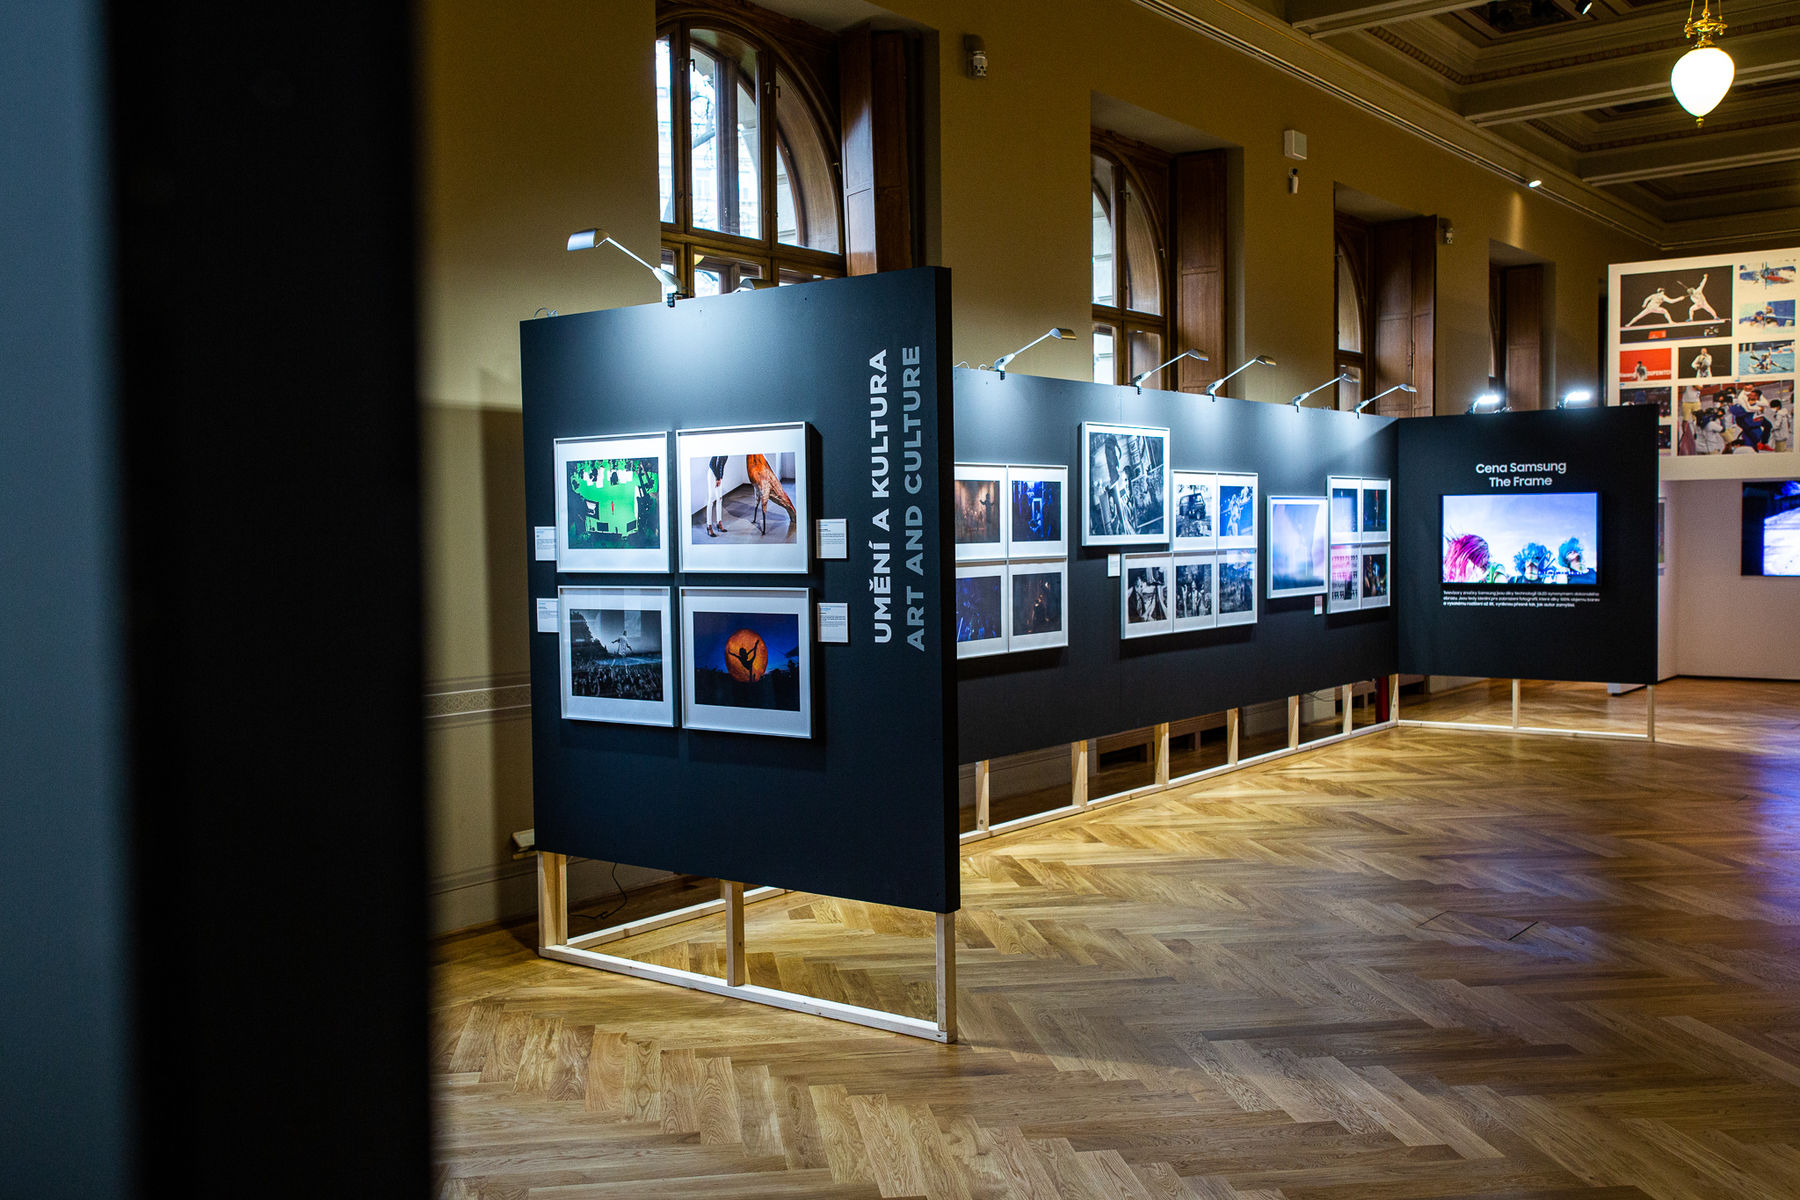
1557,389 -> 1596,409
1291,372 -> 1351,409
993,328 -> 1074,378
1204,354 -> 1277,398
1130,348 -> 1210,393
1468,392 -> 1508,414
566,228 -> 683,306
1355,383 -> 1416,413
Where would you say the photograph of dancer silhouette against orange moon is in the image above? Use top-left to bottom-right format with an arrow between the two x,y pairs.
680,587 -> 812,738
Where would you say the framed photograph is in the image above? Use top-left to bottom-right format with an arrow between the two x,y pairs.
1008,559 -> 1068,651
1268,495 -> 1329,599
1328,545 -> 1360,614
1441,492 -> 1599,586
1216,550 -> 1258,627
1360,549 -> 1391,609
1172,552 -> 1216,632
679,587 -> 811,738
1173,471 -> 1217,553
1120,553 -> 1173,639
559,586 -> 675,726
1083,422 -> 1170,546
1328,476 -> 1360,545
1360,478 -> 1390,544
1007,464 -> 1068,560
1215,473 -> 1258,550
953,463 -> 1008,562
553,433 -> 670,572
955,563 -> 1008,658
676,423 -> 808,574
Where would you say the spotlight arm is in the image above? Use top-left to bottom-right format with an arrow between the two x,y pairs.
1130,348 -> 1210,392
1355,383 -> 1417,413
1290,372 -> 1351,409
1203,354 -> 1277,397
994,327 -> 1074,378
567,228 -> 684,305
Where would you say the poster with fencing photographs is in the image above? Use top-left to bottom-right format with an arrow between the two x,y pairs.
679,587 -> 811,738
1082,422 -> 1170,546
1172,552 -> 1216,632
1268,495 -> 1328,599
1216,550 -> 1257,627
1616,262 -> 1731,343
676,423 -> 809,574
955,563 -> 1008,658
558,586 -> 675,726
1360,548 -> 1391,609
1007,464 -> 1067,561
1328,545 -> 1359,614
1328,476 -> 1359,546
1008,560 -> 1067,651
954,463 -> 1008,563
553,433 -> 670,572
1360,479 -> 1390,544
1215,473 -> 1257,550
1120,553 -> 1172,639
1173,471 -> 1217,553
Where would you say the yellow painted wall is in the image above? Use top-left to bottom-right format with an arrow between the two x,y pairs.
417,0 -> 1657,930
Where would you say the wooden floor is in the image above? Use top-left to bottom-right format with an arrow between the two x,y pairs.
435,678 -> 1800,1199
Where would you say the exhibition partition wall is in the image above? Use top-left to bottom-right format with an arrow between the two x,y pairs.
954,370 -> 1399,763
1395,404 -> 1660,685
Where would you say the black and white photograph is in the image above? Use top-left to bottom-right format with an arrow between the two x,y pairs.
1007,464 -> 1068,560
1083,422 -> 1170,546
1328,545 -> 1359,614
676,423 -> 809,574
955,563 -> 1008,658
954,463 -> 1008,562
1120,553 -> 1173,639
1268,495 -> 1328,599
1008,560 -> 1067,651
559,586 -> 675,726
1617,263 -> 1732,338
1172,471 -> 1217,553
1328,476 -> 1359,546
679,587 -> 812,737
1172,553 -> 1216,633
1360,549 -> 1391,610
1360,479 -> 1390,544
1216,550 -> 1257,627
553,433 -> 670,572
1215,472 -> 1258,550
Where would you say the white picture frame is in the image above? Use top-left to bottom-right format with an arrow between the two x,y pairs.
1215,472 -> 1258,551
955,563 -> 1009,658
559,586 -> 675,726
1172,471 -> 1218,553
1120,552 -> 1173,639
676,423 -> 809,574
1006,464 -> 1068,561
1360,478 -> 1391,544
1360,548 -> 1391,609
953,462 -> 1009,562
1216,550 -> 1258,627
552,433 -> 670,572
1082,422 -> 1171,546
1268,495 -> 1330,599
679,587 -> 812,738
1007,559 -> 1068,651
1327,545 -> 1361,613
1172,552 -> 1217,632
1328,475 -> 1360,547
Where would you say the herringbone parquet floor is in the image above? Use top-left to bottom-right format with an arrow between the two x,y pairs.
435,678 -> 1800,1199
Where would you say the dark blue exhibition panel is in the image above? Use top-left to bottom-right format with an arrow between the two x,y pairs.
521,268 -> 957,913
1395,404 -> 1659,684
955,370 -> 1400,763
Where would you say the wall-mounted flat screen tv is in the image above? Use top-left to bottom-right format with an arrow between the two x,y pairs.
1441,492 -> 1600,586
1742,481 -> 1800,577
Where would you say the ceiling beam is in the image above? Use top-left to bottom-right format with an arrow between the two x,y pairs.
1580,124 -> 1800,185
1288,0 -> 1482,37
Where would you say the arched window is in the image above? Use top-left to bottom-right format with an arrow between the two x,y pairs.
1090,146 -> 1167,386
1334,219 -> 1369,410
657,11 -> 844,296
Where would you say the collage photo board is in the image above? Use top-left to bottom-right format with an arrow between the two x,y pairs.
953,462 -> 1071,657
1326,476 -> 1391,613
1609,246 -> 1799,459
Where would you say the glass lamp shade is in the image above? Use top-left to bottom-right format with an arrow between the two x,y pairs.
1671,45 -> 1735,118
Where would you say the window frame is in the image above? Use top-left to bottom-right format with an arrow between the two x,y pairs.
1090,142 -> 1169,387
1333,216 -> 1372,411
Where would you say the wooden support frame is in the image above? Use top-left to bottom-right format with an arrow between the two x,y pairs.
538,856 -> 957,1044
1071,739 -> 1091,808
974,759 -> 991,833
1402,677 -> 1657,742
1341,684 -> 1354,736
1227,708 -> 1240,765
1153,722 -> 1171,787
1287,695 -> 1300,749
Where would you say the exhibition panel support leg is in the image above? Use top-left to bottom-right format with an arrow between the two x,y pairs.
538,852 -> 568,953
1341,685 -> 1353,736
1227,709 -> 1240,766
974,760 -> 991,833
1648,684 -> 1656,743
936,911 -> 957,1042
1512,679 -> 1522,730
567,885 -> 787,950
1287,695 -> 1300,750
1071,739 -> 1090,809
723,880 -> 746,987
1390,674 -> 1401,721
1154,723 -> 1170,788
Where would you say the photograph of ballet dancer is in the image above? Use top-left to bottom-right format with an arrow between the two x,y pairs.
680,587 -> 811,737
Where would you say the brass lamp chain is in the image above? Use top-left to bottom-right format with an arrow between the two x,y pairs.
1684,0 -> 1726,48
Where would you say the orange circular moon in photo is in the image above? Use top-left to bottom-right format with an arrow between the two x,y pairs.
723,629 -> 768,682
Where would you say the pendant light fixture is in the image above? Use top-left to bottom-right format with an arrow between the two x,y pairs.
1670,0 -> 1734,125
